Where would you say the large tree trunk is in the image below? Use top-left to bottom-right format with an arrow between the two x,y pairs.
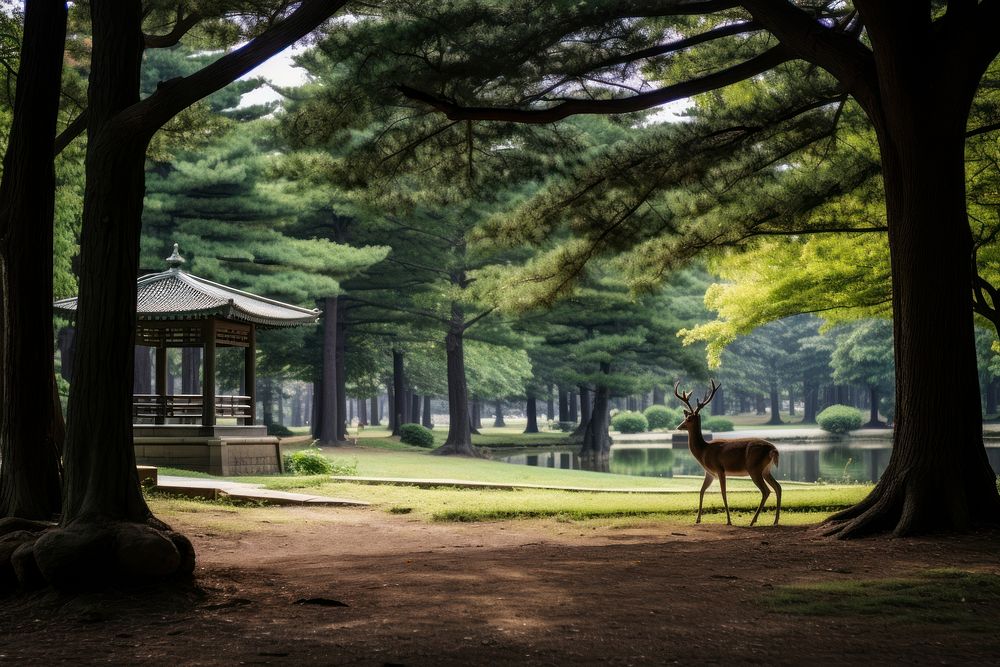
767,384 -> 782,425
711,385 -> 726,416
579,363 -> 612,469
358,395 -> 367,425
386,382 -> 396,432
0,0 -> 67,522
370,395 -> 380,426
311,379 -> 322,437
558,387 -> 569,423
436,305 -> 482,456
336,317 -> 347,440
392,350 -> 405,435
652,384 -> 664,405
826,41 -> 1000,535
133,346 -> 151,394
864,386 -> 885,429
411,393 -> 421,426
181,348 -> 200,394
318,296 -> 340,444
570,385 -> 592,442
787,386 -> 795,417
546,386 -> 555,422
261,379 -> 274,427
422,395 -> 433,429
493,399 -> 505,427
801,379 -> 818,424
524,396 -> 539,433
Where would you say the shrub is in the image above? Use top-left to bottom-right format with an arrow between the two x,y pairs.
643,405 -> 682,431
702,416 -> 734,432
611,411 -> 649,434
817,404 -> 863,434
283,448 -> 335,475
399,422 -> 435,447
267,422 -> 294,437
557,421 -> 576,432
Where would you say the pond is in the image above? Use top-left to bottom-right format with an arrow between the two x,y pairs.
497,440 -> 1000,484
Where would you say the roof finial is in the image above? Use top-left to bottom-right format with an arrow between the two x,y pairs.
166,243 -> 185,269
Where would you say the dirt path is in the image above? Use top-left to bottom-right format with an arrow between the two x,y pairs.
3,507 -> 1000,665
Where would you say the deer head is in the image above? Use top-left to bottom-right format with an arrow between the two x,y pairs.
674,379 -> 720,430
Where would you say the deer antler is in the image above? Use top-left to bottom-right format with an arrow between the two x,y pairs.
695,379 -> 720,414
673,381 -> 695,412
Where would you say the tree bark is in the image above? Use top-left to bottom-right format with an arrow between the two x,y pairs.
358,395 -> 367,425
801,379 -> 818,424
652,384 -> 665,405
579,363 -> 612,466
524,396 -> 539,433
987,378 -> 998,418
767,385 -> 782,425
570,385 -> 592,442
318,296 -> 340,444
133,346 -> 151,394
546,386 -> 555,422
825,27 -> 1000,535
181,348 -> 200,394
411,393 -> 421,426
711,385 -> 726,415
261,378 -> 274,427
311,378 -> 321,437
787,386 -> 795,416
58,326 -> 75,382
386,382 -> 396,432
392,350 -> 405,435
0,0 -> 67,522
864,386 -> 885,429
558,387 -> 569,423
422,395 -> 433,428
370,395 -> 380,426
436,304 -> 482,456
336,316 -> 347,440
493,399 -> 505,427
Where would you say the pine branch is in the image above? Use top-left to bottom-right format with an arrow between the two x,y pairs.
143,11 -> 201,48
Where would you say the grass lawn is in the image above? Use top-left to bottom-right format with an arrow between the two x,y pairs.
157,435 -> 871,524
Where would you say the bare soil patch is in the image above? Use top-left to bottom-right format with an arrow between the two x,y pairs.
2,506 -> 999,665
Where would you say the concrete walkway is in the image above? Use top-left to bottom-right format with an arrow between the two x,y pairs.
156,475 -> 370,507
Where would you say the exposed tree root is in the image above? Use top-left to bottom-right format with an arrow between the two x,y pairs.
0,516 -> 194,592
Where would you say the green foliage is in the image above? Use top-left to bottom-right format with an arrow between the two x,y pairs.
817,405 -> 863,434
267,423 -> 294,437
283,448 -> 336,475
702,417 -> 734,432
399,423 -> 434,447
611,411 -> 648,434
643,405 -> 682,431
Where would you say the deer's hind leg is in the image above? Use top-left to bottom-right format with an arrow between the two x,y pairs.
696,472 -> 714,524
764,470 -> 782,525
748,470 -> 771,527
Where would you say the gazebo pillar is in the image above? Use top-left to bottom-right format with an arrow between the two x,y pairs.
155,346 -> 167,425
245,325 -> 256,425
203,318 -> 217,427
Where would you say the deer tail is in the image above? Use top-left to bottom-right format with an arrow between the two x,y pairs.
769,449 -> 779,470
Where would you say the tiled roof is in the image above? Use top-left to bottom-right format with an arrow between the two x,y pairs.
54,268 -> 319,329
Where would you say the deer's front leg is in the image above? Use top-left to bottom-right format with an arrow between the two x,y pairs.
696,472 -> 714,524
718,472 -> 732,525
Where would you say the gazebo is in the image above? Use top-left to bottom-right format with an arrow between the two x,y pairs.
54,244 -> 319,475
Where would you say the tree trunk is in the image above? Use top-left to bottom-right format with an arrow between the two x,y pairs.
802,379 -> 818,424
787,386 -> 795,417
386,382 -> 396,432
570,385 -> 592,442
358,395 -> 367,425
558,387 -> 569,423
291,386 -> 302,427
311,378 -> 322,437
472,399 -> 483,430
767,385 -> 782,425
133,346 -> 151,394
411,393 -> 421,426
318,296 -> 339,444
579,363 -> 612,467
652,385 -> 664,405
336,317 -> 347,440
524,397 -> 539,433
754,395 -> 766,415
261,379 -> 274,427
569,391 -> 578,423
422,395 -> 433,428
0,0 -> 67,522
864,386 -> 884,428
436,304 -> 482,456
711,385 -> 725,416
392,350 -> 405,435
825,48 -> 1000,536
546,386 -> 555,422
370,395 -> 380,426
58,326 -> 76,382
987,379 -> 998,418
181,348 -> 200,394
493,399 -> 505,427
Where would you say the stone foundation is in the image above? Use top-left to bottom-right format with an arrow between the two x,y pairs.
134,435 -> 283,476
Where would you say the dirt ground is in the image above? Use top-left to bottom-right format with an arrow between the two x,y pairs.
2,506 -> 1000,666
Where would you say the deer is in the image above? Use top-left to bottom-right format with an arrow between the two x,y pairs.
674,380 -> 781,526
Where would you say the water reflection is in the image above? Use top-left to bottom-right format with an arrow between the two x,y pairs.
497,441 -> 1000,483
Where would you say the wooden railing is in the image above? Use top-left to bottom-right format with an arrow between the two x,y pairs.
133,394 -> 253,425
